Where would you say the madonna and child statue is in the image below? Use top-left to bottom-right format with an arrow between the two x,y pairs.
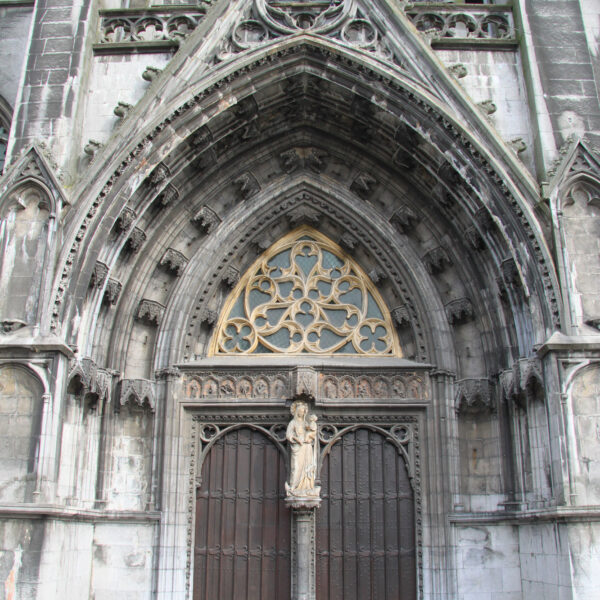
285,401 -> 321,507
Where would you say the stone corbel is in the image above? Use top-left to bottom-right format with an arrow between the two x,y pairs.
192,205 -> 221,234
126,227 -> 147,253
159,248 -> 188,276
455,378 -> 494,413
233,172 -> 260,200
149,162 -> 170,187
67,357 -> 119,410
90,261 -> 108,288
118,378 -> 156,412
424,246 -> 451,274
390,206 -> 419,234
136,300 -> 165,326
500,357 -> 543,404
158,183 -> 179,207
350,172 -> 377,199
445,298 -> 474,325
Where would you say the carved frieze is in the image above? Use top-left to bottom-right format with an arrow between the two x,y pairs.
182,372 -> 292,400
180,369 -> 429,401
320,372 -> 428,400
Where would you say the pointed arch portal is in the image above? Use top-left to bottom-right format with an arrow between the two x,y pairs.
34,2 -> 563,599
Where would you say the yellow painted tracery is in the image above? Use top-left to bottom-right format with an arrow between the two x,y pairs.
210,227 -> 401,356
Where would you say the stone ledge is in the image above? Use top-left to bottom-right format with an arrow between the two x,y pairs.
0,503 -> 161,522
449,506 -> 600,524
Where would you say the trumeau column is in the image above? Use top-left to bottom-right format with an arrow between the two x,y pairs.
284,399 -> 321,600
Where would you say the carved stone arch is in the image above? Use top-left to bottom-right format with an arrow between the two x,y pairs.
197,422 -> 289,477
318,423 -> 413,483
55,36 -> 560,360
0,362 -> 46,502
560,172 -> 600,213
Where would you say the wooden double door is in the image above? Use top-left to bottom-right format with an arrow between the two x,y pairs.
193,424 -> 416,600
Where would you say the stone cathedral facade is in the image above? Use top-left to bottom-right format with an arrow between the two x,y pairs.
1,0 -> 600,598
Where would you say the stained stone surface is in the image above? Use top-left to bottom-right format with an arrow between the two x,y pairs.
0,0 -> 599,598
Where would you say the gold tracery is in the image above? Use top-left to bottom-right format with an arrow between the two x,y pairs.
210,227 -> 401,356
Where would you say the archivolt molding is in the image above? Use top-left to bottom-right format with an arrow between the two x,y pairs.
50,38 -> 560,378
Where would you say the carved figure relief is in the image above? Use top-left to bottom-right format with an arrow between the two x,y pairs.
211,227 -> 400,355
285,401 -> 320,499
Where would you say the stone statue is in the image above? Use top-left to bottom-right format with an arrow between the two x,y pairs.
285,401 -> 320,498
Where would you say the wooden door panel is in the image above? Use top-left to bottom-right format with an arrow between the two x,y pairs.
316,428 -> 416,600
194,428 -> 290,600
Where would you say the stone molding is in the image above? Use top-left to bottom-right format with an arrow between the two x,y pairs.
180,367 -> 430,402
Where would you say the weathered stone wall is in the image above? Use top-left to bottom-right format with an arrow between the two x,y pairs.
436,49 -> 535,174
454,524 -> 522,600
0,366 -> 43,504
0,6 -> 33,111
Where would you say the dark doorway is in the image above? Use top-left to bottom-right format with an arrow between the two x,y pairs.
194,427 -> 291,599
316,428 -> 416,600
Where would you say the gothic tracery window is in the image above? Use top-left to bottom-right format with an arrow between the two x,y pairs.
211,227 -> 401,355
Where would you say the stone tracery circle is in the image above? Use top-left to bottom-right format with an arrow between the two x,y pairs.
255,0 -> 355,35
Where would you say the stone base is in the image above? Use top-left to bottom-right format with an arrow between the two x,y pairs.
285,495 -> 322,510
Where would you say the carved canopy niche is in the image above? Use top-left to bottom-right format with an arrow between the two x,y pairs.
210,227 -> 401,355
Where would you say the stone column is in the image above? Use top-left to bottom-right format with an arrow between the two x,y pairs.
286,499 -> 320,600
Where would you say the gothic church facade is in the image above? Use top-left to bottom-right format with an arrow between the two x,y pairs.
0,0 -> 599,598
